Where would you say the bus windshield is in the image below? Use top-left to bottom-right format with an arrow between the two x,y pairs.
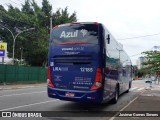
51,23 -> 98,45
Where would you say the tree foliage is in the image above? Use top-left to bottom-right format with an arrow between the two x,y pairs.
0,0 -> 77,66
142,50 -> 160,73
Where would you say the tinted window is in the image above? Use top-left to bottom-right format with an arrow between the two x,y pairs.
51,24 -> 98,44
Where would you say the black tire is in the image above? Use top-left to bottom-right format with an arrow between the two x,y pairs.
111,86 -> 119,104
125,89 -> 129,93
126,82 -> 131,93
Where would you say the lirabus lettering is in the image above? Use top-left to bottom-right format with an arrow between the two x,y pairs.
53,67 -> 68,71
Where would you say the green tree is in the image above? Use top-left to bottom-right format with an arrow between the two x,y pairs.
42,0 -> 52,16
142,50 -> 160,73
53,7 -> 77,26
22,0 -> 34,15
0,0 -> 77,66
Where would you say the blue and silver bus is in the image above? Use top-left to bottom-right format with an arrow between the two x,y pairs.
47,22 -> 132,103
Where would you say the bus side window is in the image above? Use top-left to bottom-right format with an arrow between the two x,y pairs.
122,69 -> 127,77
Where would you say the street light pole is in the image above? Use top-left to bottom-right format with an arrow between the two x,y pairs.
0,24 -> 34,65
50,16 -> 53,33
12,28 -> 35,65
0,24 -> 14,42
20,47 -> 23,65
0,24 -> 14,65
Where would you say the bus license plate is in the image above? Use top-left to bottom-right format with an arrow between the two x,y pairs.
65,92 -> 75,97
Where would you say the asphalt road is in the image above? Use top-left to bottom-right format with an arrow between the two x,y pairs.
0,80 -> 151,120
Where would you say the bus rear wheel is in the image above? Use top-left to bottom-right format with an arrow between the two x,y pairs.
111,86 -> 119,104
126,82 -> 131,93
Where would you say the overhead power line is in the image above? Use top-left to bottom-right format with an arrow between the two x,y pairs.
130,53 -> 142,57
129,46 -> 159,58
117,33 -> 160,40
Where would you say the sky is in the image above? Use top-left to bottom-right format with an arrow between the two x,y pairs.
1,0 -> 160,64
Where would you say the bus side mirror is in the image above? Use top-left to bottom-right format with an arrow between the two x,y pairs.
107,34 -> 110,44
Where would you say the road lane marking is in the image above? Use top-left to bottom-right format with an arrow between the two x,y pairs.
109,90 -> 146,120
130,87 -> 146,92
129,87 -> 137,91
15,85 -> 46,89
0,85 -> 46,90
130,87 -> 138,91
0,99 -> 59,111
137,88 -> 145,91
0,91 -> 46,98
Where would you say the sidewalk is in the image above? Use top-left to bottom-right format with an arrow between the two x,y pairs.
0,82 -> 46,90
113,85 -> 160,120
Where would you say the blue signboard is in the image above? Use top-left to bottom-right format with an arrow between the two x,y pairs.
0,50 -> 5,57
0,42 -> 7,57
